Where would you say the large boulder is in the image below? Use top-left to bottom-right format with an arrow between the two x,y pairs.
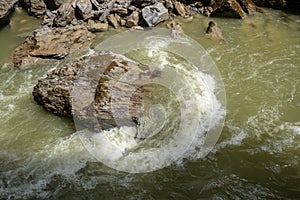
33,51 -> 159,130
141,3 -> 169,27
236,0 -> 263,15
0,0 -> 18,27
12,25 -> 95,69
211,0 -> 246,19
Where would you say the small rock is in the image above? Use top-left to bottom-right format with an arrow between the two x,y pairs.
112,7 -> 128,16
126,11 -> 139,28
165,0 -> 173,11
108,13 -> 119,28
130,25 -> 144,30
174,2 -> 186,17
75,0 -> 93,20
87,20 -> 108,32
205,21 -> 225,43
141,3 -> 169,27
52,1 -> 75,27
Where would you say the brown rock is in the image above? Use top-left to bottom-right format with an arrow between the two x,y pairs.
0,0 -> 18,27
211,0 -> 246,19
174,2 -> 186,17
126,11 -> 139,28
205,21 -> 225,43
21,0 -> 47,18
108,13 -> 119,28
75,0 -> 93,20
236,0 -> 263,14
32,51 -> 160,130
12,25 -> 95,69
52,0 -> 76,27
87,20 -> 109,32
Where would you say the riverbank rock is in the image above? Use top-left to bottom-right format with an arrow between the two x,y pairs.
12,25 -> 95,69
33,51 -> 158,130
19,0 -> 47,18
0,0 -> 18,27
141,3 -> 169,27
211,0 -> 246,19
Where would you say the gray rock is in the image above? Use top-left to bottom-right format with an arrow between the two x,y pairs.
12,25 -> 95,69
32,51 -> 160,130
141,3 -> 169,27
0,0 -> 18,27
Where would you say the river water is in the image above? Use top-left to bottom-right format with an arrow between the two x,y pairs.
0,8 -> 299,199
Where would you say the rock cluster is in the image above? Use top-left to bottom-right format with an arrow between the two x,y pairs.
16,0 -> 264,30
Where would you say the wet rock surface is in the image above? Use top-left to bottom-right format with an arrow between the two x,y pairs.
33,51 -> 158,130
0,0 -> 18,27
12,25 -> 95,69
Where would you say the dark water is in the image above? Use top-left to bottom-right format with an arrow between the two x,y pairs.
0,8 -> 300,199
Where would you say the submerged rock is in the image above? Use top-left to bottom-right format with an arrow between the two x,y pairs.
12,25 -> 95,69
205,20 -> 225,43
33,51 -> 159,130
0,0 -> 18,27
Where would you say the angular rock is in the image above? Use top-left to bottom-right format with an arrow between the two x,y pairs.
236,0 -> 263,15
52,0 -> 76,27
165,0 -> 173,11
174,2 -> 186,17
0,0 -> 18,27
108,13 -> 120,28
20,0 -> 47,18
126,11 -> 139,28
87,20 -> 109,32
32,51 -> 160,130
141,3 -> 169,27
74,0 -> 93,20
211,0 -> 246,19
12,25 -> 95,69
112,6 -> 128,16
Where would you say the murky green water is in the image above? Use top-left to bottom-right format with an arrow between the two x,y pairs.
0,8 -> 300,199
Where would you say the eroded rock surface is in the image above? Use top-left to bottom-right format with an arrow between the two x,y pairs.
0,0 -> 18,27
12,25 -> 95,69
33,51 -> 160,130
